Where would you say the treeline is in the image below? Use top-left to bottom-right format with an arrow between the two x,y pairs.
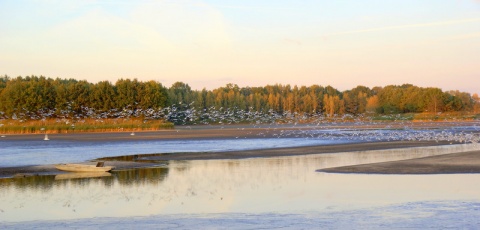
0,76 -> 168,119
170,83 -> 479,116
0,75 -> 479,121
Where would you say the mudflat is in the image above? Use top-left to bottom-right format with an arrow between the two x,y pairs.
135,140 -> 448,161
319,150 -> 480,174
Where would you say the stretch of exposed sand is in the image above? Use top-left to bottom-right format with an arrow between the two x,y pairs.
318,150 -> 480,174
1,123 -> 479,178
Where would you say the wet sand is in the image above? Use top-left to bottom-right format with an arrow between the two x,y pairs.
1,124 -> 479,178
135,141 -> 448,161
319,150 -> 480,174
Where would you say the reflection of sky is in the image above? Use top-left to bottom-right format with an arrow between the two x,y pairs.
0,138 -> 354,167
1,144 -> 480,222
5,202 -> 480,229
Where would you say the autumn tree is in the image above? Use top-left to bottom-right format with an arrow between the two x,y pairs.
366,95 -> 379,113
343,85 -> 372,115
473,94 -> 480,113
323,94 -> 344,117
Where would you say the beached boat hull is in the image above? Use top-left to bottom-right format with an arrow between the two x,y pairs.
55,164 -> 115,172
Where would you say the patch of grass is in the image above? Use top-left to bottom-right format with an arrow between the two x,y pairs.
412,112 -> 479,121
0,118 -> 174,134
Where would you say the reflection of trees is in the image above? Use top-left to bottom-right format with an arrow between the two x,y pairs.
0,167 -> 169,190
113,167 -> 169,186
97,154 -> 170,164
0,175 -> 56,191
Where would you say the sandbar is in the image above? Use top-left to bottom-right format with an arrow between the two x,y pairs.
318,150 -> 480,174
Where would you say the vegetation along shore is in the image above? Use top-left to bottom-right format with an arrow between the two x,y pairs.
0,75 -> 479,134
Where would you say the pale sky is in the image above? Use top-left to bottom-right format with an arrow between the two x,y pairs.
1,0 -> 479,94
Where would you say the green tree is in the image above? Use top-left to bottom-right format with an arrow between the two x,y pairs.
168,82 -> 193,105
138,80 -> 168,109
115,78 -> 140,109
91,81 -> 116,112
69,80 -> 93,115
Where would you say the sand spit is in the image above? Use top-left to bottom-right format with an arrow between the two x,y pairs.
319,150 -> 480,174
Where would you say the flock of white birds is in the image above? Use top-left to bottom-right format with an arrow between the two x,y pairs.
1,103 -> 480,144
162,104 -> 480,144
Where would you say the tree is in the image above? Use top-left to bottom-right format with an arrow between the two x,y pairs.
91,81 -> 116,112
168,82 -> 192,105
69,80 -> 93,115
445,90 -> 474,112
0,76 -> 56,118
138,80 -> 168,109
115,78 -> 140,109
366,95 -> 379,113
0,75 -> 8,92
377,85 -> 402,114
473,94 -> 480,113
323,94 -> 343,117
1,75 -> 478,120
424,88 -> 445,113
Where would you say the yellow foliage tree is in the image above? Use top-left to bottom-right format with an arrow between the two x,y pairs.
366,95 -> 379,113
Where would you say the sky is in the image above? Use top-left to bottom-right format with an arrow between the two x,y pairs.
1,0 -> 479,94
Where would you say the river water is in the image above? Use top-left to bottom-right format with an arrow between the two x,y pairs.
0,137 -> 355,167
1,141 -> 480,228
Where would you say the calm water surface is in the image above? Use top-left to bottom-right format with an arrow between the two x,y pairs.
1,144 -> 479,223
0,138 -> 353,167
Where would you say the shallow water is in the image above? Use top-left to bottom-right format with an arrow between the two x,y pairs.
5,202 -> 480,229
2,124 -> 479,167
1,125 -> 480,228
1,144 -> 480,224
0,138 -> 356,167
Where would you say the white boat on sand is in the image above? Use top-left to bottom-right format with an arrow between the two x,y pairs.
55,162 -> 115,172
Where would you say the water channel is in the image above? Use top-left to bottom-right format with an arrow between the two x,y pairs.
1,143 -> 479,226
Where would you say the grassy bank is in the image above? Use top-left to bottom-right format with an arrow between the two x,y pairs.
0,118 -> 174,134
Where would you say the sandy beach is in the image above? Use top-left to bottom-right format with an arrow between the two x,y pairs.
1,124 -> 479,178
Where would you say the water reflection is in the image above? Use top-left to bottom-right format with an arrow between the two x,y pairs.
1,144 -> 480,222
55,172 -> 112,180
0,167 -> 169,190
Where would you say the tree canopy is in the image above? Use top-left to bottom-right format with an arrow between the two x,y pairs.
0,75 -> 478,121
